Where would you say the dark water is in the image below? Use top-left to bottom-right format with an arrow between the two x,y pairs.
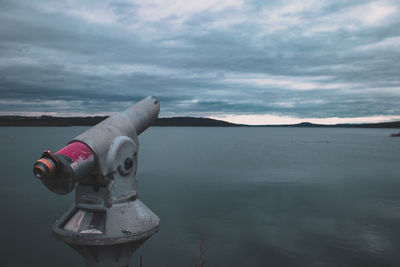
1,127 -> 400,267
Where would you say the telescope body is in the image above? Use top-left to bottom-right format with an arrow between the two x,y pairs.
33,96 -> 161,267
34,96 -> 159,194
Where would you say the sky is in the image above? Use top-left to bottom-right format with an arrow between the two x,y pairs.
0,0 -> 399,125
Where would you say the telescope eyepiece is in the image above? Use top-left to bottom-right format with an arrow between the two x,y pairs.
33,164 -> 45,179
33,153 -> 58,180
34,164 -> 45,179
33,143 -> 95,194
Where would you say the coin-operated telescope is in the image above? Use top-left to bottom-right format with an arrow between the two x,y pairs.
33,96 -> 160,267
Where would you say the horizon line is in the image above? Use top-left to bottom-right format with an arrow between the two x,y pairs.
1,112 -> 400,126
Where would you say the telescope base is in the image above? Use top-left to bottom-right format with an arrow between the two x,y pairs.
68,241 -> 146,267
52,197 -> 159,267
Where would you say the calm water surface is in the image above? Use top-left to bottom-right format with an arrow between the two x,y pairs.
1,127 -> 400,267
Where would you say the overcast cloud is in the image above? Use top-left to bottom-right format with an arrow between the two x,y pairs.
0,0 -> 399,123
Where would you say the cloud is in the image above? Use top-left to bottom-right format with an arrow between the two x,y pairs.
355,36 -> 400,51
219,74 -> 357,91
0,0 -> 399,123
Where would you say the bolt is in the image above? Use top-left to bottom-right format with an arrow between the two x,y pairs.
124,158 -> 133,170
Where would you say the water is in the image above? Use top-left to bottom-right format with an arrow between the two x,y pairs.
1,127 -> 400,267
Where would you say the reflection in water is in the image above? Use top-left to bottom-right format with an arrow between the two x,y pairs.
1,127 -> 400,266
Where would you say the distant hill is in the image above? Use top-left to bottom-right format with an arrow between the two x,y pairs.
0,115 -> 400,128
257,121 -> 400,128
336,121 -> 400,128
0,115 -> 240,127
0,115 -> 106,126
154,117 -> 240,126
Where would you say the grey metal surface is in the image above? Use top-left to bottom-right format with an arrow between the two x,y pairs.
70,242 -> 146,267
107,136 -> 139,202
123,96 -> 160,136
72,96 -> 160,179
53,199 -> 159,245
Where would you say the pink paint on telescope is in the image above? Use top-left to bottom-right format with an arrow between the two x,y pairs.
56,142 -> 94,162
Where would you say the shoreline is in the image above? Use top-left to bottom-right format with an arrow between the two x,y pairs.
1,116 -> 400,128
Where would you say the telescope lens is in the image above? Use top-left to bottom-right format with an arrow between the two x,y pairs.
33,157 -> 57,180
34,166 -> 45,179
